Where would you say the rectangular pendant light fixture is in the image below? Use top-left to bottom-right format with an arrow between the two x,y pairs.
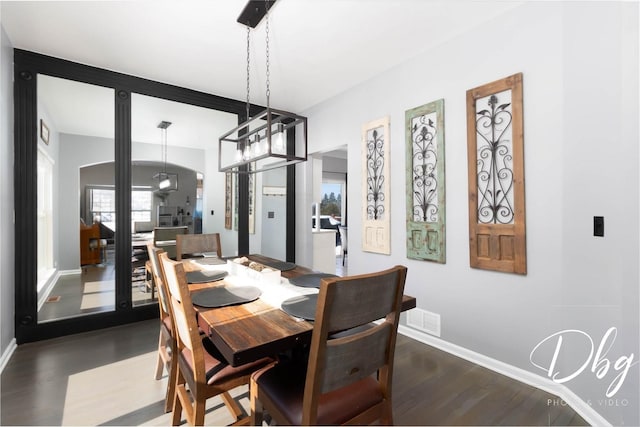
219,108 -> 307,174
219,0 -> 308,174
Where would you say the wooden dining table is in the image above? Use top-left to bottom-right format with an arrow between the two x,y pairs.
184,254 -> 416,367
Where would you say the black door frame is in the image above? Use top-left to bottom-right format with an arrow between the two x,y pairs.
13,49 -> 296,343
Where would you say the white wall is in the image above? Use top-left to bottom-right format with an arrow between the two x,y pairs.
58,134 -> 213,269
259,168 -> 287,260
57,134 -> 116,270
0,23 -> 15,358
557,4 -> 639,425
200,115 -> 243,258
298,2 -> 638,425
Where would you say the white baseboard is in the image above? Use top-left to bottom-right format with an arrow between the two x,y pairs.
37,268 -> 81,311
37,269 -> 60,311
0,338 -> 17,375
398,325 -> 612,427
59,268 -> 82,276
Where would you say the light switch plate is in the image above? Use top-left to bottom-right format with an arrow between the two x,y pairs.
594,216 -> 604,237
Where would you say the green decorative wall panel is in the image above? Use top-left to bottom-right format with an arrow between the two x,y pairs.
405,99 -> 446,263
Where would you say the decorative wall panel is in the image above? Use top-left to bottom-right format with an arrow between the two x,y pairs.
231,165 -> 256,234
362,116 -> 391,254
225,172 -> 232,229
405,99 -> 446,263
466,73 -> 526,274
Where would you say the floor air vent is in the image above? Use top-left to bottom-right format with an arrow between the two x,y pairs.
407,308 -> 441,337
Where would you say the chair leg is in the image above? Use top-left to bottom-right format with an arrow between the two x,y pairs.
250,376 -> 263,426
154,332 -> 165,380
381,401 -> 393,425
164,349 -> 178,413
171,371 -> 185,426
221,391 -> 244,421
232,416 -> 250,426
171,392 -> 183,426
194,398 -> 206,427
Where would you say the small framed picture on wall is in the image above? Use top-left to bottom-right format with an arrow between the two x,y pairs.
40,119 -> 50,145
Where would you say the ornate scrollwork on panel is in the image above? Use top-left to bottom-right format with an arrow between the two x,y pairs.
366,127 -> 385,220
362,116 -> 391,255
405,100 -> 445,263
412,114 -> 439,223
475,91 -> 515,225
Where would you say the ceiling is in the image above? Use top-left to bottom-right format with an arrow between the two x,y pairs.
1,0 -> 522,149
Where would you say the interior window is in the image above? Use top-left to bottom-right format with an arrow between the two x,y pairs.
88,187 -> 116,232
131,189 -> 153,227
88,187 -> 153,232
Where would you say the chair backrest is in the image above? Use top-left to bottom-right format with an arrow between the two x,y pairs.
154,226 -> 188,243
175,233 -> 222,261
134,221 -> 154,233
302,265 -> 407,425
154,226 -> 188,259
147,243 -> 170,322
338,226 -> 347,251
159,252 -> 206,380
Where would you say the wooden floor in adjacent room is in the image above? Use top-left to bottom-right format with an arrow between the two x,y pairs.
1,319 -> 588,426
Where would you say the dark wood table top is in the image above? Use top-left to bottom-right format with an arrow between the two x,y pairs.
186,254 -> 416,367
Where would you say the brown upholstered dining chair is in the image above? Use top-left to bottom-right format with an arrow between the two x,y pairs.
250,265 -> 408,426
148,244 -> 177,413
159,252 -> 275,426
175,233 -> 222,261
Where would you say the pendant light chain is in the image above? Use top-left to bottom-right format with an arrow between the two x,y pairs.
160,128 -> 167,174
163,127 -> 168,173
265,0 -> 270,109
246,25 -> 251,120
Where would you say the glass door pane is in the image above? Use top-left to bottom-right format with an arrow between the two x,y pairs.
131,93 -> 238,306
37,75 -> 116,322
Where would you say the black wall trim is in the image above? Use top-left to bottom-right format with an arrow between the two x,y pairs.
13,49 -> 292,343
14,63 -> 37,330
115,90 -> 132,310
13,50 -> 264,115
286,164 -> 296,263
237,113 -> 250,256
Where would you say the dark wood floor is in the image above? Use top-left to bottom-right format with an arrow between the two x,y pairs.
38,251 -> 157,323
393,337 -> 587,426
1,319 -> 587,426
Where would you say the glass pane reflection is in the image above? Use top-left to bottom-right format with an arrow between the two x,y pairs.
130,94 -> 238,306
37,75 -> 116,323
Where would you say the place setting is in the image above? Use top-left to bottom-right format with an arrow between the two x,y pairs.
191,284 -> 262,308
288,273 -> 337,288
185,270 -> 228,284
280,293 -> 318,321
279,273 -> 338,320
187,267 -> 262,309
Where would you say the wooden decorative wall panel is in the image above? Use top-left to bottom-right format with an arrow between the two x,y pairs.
362,116 -> 391,254
231,166 -> 256,234
405,99 -> 446,263
224,172 -> 232,229
466,73 -> 526,274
